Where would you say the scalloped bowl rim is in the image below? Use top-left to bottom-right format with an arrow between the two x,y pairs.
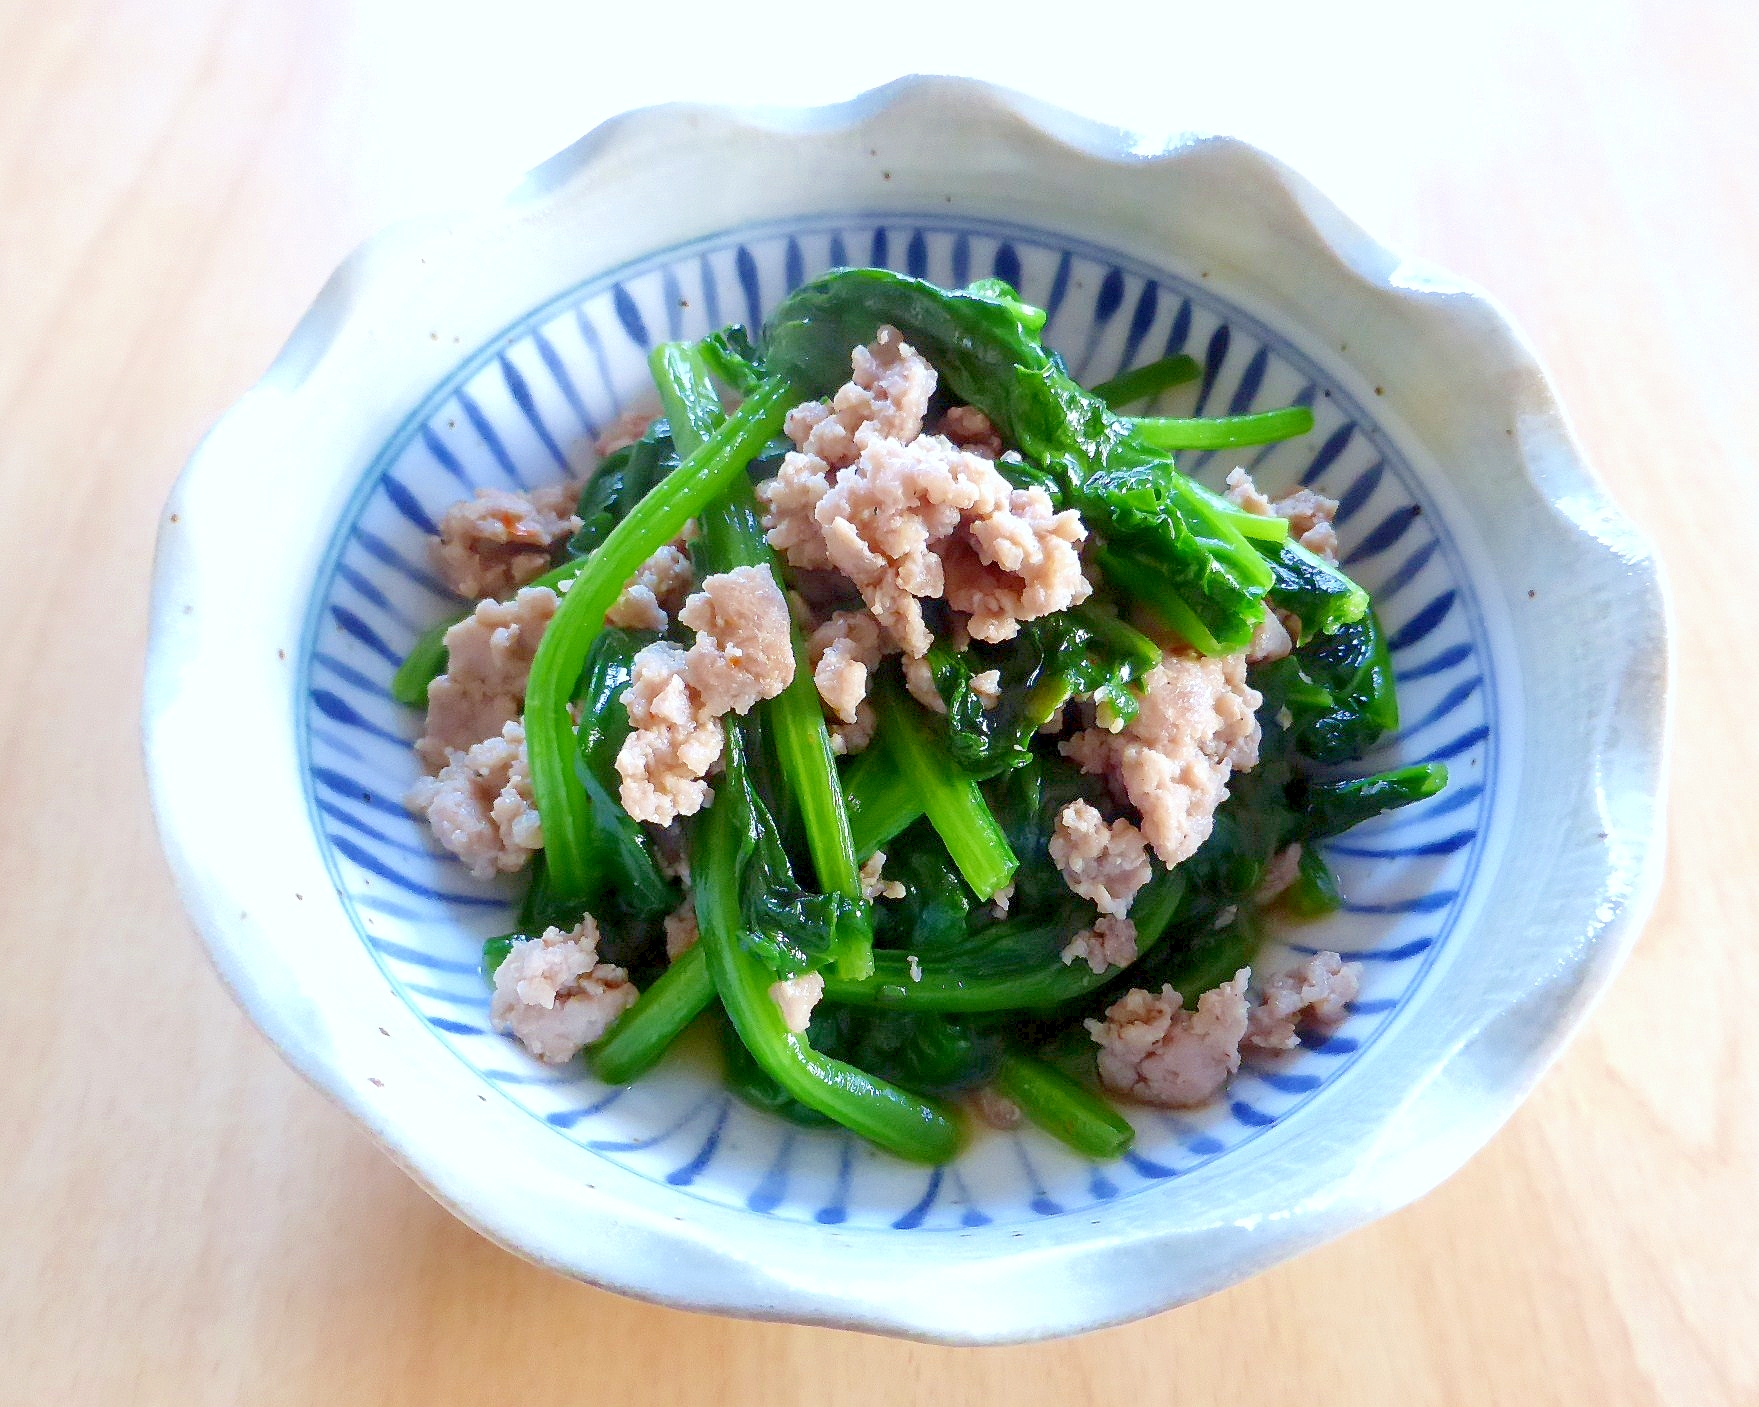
144,76 -> 1670,1342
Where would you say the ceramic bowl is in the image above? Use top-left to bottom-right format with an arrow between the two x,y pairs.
144,77 -> 1668,1342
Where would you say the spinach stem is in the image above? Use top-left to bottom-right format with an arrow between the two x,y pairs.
1087,353 -> 1201,409
654,344 -> 871,979
695,761 -> 960,1163
1132,404 -> 1315,450
589,945 -> 715,1084
874,680 -> 1017,900
842,743 -> 925,860
822,866 -> 1184,1012
994,1051 -> 1135,1160
524,378 -> 796,899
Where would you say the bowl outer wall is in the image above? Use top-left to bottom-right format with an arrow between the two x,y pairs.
143,76 -> 1669,1342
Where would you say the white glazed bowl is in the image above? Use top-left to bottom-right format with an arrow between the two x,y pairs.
145,77 -> 1668,1342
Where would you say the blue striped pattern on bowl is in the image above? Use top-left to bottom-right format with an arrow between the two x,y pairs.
297,216 -> 1497,1231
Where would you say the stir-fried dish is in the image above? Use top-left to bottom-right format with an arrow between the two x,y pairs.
393,270 -> 1445,1163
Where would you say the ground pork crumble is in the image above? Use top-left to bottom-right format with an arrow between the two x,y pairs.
807,609 -> 884,720
614,565 -> 796,825
1245,608 -> 1294,665
907,650 -> 949,714
1060,915 -> 1139,975
1225,466 -> 1340,564
769,972 -> 825,1034
1088,950 -> 1363,1105
1048,799 -> 1153,916
1061,650 -> 1262,868
407,720 -> 542,879
432,484 -> 579,601
604,538 -> 695,632
416,586 -> 556,772
902,653 -> 945,715
1087,971 -> 1252,1107
807,608 -> 888,754
1245,951 -> 1361,1051
677,564 -> 798,713
934,404 -> 1005,459
489,919 -> 638,1064
1221,466 -> 1276,518
828,707 -> 875,757
756,326 -> 1091,657
1254,843 -> 1305,905
970,1085 -> 1024,1130
595,407 -> 658,459
663,898 -> 699,962
858,851 -> 906,901
615,645 -> 719,825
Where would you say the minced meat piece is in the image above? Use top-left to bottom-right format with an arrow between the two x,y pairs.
935,404 -> 1005,458
811,432 -> 987,655
1223,466 -> 1275,517
1048,799 -> 1152,917
1062,650 -> 1261,868
1060,915 -> 1139,975
615,566 -> 796,824
819,435 -> 1089,653
432,485 -> 579,601
489,919 -> 638,1063
828,705 -> 876,756
676,565 -> 797,714
785,324 -> 936,470
1225,466 -> 1339,564
1245,951 -> 1361,1051
614,644 -> 721,826
605,539 -> 695,632
758,450 -> 838,571
758,328 -> 1090,656
807,609 -> 887,724
595,407 -> 657,458
940,487 -> 1090,644
407,721 -> 542,879
1276,489 -> 1339,563
603,588 -> 663,633
859,851 -> 906,901
769,972 -> 825,1034
663,898 -> 700,962
969,1085 -> 1024,1130
989,882 -> 1014,918
795,594 -> 878,756
416,586 -> 557,771
1245,608 -> 1294,665
970,669 -> 1002,710
1086,971 -> 1252,1107
902,653 -> 946,714
1254,843 -> 1304,904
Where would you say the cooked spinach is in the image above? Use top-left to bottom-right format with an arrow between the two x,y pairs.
394,271 -> 1460,1164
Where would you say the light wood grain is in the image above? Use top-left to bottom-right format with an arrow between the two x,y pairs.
1,1 -> 1753,1402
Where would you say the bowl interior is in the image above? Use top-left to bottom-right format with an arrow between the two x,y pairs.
299,214 -> 1500,1231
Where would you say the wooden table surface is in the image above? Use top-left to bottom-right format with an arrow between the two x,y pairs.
3,1 -> 1754,1401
